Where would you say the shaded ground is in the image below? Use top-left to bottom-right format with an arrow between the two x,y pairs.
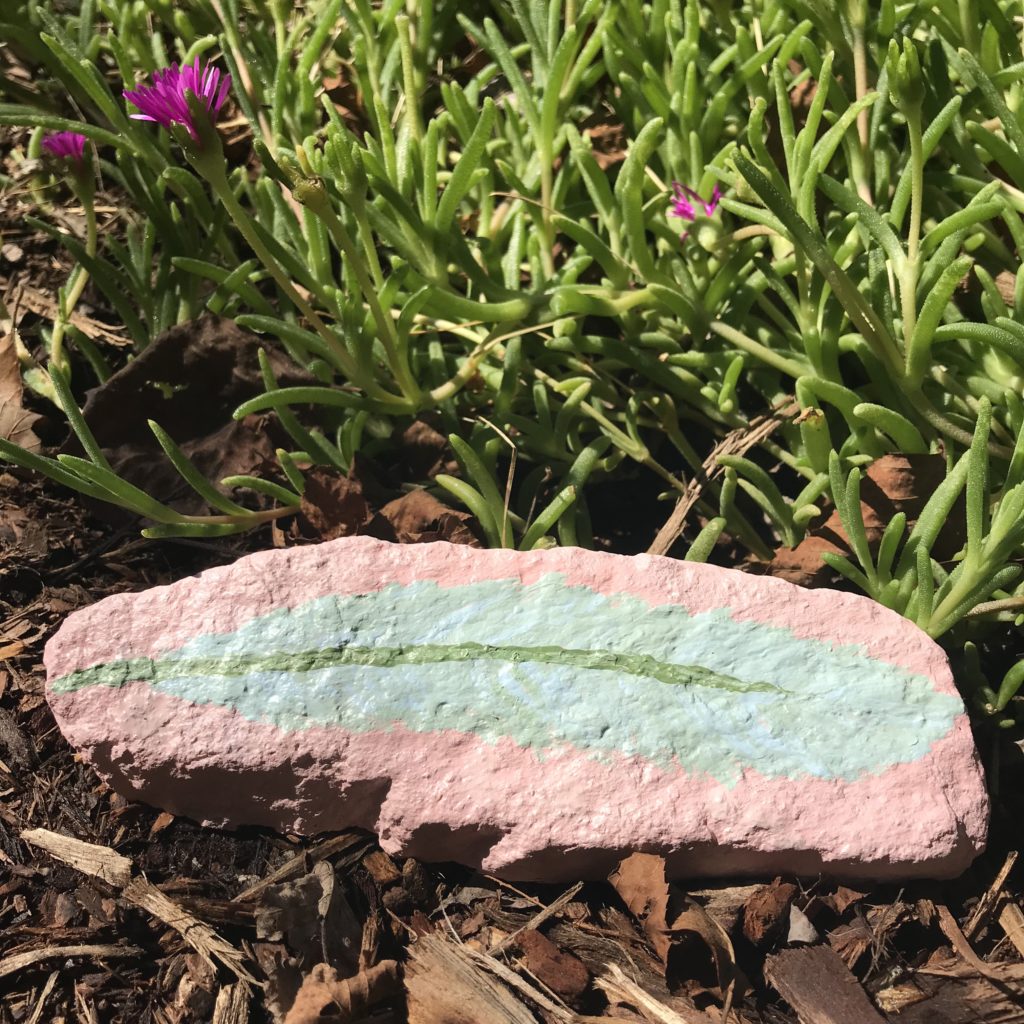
3,471 -> 1024,1024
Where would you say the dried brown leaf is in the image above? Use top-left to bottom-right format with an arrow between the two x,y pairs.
283,960 -> 399,1024
0,331 -> 41,452
609,853 -> 674,963
148,811 -> 175,838
67,315 -> 307,518
299,467 -> 375,541
770,453 -> 959,586
827,886 -> 867,916
377,488 -> 480,546
609,853 -> 738,1005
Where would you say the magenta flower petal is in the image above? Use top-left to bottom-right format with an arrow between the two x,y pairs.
670,181 -> 721,222
669,180 -> 722,240
123,57 -> 232,140
41,131 -> 88,164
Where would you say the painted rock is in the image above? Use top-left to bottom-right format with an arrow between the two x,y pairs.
44,537 -> 987,881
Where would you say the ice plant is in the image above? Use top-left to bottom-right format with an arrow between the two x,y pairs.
39,133 -> 94,377
41,131 -> 87,165
669,181 -> 722,226
122,59 -> 392,401
123,57 -> 232,140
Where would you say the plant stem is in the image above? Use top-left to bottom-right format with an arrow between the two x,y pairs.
396,16 -> 423,142
181,503 -> 299,526
539,157 -> 556,277
49,192 -> 96,374
850,23 -> 873,204
900,110 -> 924,362
200,162 -> 411,409
710,321 -> 810,379
307,198 -> 422,405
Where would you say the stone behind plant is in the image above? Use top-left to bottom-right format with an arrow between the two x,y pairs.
44,537 -> 988,881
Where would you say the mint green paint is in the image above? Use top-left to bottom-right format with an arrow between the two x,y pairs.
52,574 -> 962,783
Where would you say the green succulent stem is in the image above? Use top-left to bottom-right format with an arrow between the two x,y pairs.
900,107 -> 925,362
298,184 -> 422,406
189,145 -> 411,410
49,176 -> 97,375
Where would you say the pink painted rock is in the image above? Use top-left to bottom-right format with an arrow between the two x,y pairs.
44,537 -> 987,881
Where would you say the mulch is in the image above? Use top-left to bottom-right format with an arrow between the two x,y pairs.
3,471 -> 1024,1024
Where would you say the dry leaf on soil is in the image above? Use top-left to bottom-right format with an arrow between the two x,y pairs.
609,853 -> 739,1005
283,960 -> 399,1024
0,331 -> 42,452
65,315 -> 310,517
769,453 -> 962,586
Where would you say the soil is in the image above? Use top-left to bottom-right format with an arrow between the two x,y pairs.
3,468 -> 1024,1024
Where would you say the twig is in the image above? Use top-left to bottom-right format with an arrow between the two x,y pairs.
964,851 -> 1018,938
594,963 -> 707,1024
936,904 -> 1024,982
26,969 -> 58,1024
462,945 -> 574,1022
0,944 -> 141,981
647,399 -> 799,557
231,832 -> 371,903
488,881 -> 584,955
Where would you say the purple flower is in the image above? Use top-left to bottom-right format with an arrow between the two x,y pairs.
123,57 -> 232,140
41,131 -> 88,165
670,181 -> 722,222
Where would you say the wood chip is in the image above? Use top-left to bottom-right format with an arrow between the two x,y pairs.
211,982 -> 251,1024
405,934 -> 540,1024
25,969 -> 58,1024
936,904 -> 1024,982
593,963 -> 708,1024
361,849 -> 401,886
21,829 -> 132,886
764,945 -> 886,1023
0,943 -> 141,980
880,951 -> 1024,1022
743,878 -> 797,947
21,826 -> 255,982
462,943 -> 575,1021
516,929 -> 590,1002
999,900 -> 1024,960
964,851 -> 1018,939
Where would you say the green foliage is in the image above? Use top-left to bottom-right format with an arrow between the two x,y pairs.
5,0 -> 1024,715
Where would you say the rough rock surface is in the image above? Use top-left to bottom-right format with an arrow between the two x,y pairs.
44,537 -> 988,881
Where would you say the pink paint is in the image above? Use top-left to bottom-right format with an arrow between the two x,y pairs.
47,680 -> 985,881
43,537 -> 955,692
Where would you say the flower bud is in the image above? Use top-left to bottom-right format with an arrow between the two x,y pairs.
887,37 -> 925,114
292,176 -> 328,208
